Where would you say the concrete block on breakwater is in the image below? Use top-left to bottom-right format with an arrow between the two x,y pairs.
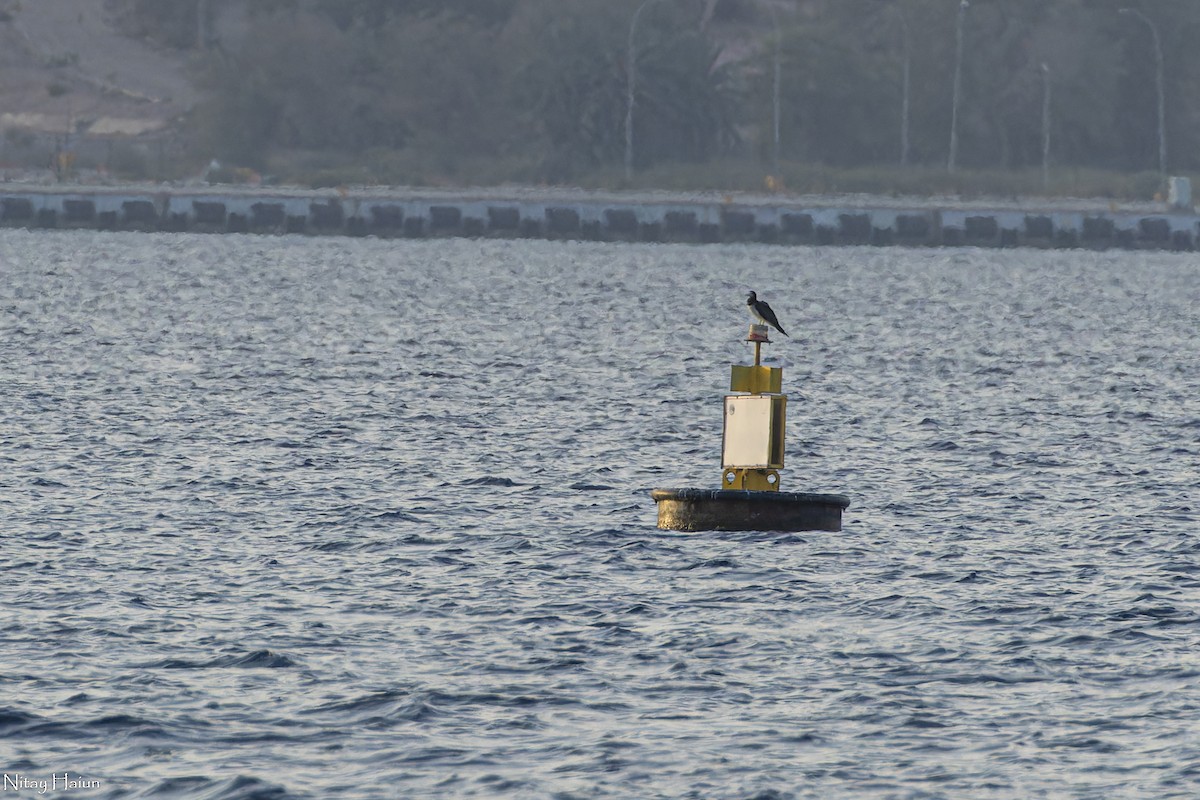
1,185 -> 1196,251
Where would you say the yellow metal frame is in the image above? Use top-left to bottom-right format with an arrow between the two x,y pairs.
721,468 -> 781,491
730,365 -> 782,394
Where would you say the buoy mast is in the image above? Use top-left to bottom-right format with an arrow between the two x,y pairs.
650,319 -> 849,532
722,323 -> 787,491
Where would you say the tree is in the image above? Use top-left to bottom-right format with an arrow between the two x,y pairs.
189,0 -> 1200,180
196,9 -> 402,164
110,0 -> 204,49
503,0 -> 739,179
764,0 -> 1200,172
772,0 -> 900,165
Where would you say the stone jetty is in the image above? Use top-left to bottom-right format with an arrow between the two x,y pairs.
1,184 -> 1196,250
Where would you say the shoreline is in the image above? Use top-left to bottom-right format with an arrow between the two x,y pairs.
1,182 -> 1195,250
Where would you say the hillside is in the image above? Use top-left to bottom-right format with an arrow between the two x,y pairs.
0,0 -> 765,173
0,0 -> 1186,200
0,0 -> 198,175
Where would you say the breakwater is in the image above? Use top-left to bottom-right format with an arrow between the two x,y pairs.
2,185 -> 1197,250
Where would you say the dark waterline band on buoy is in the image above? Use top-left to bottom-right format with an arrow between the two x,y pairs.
651,488 -> 850,532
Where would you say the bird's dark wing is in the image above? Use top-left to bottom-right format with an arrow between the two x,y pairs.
759,301 -> 789,337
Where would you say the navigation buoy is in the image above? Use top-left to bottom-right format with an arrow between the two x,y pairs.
651,323 -> 849,531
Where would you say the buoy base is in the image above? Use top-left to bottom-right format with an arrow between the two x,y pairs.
651,488 -> 849,532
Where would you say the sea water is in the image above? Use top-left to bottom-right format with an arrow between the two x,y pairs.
1,230 -> 1197,798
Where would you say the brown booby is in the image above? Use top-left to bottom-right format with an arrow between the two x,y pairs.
746,291 -> 789,337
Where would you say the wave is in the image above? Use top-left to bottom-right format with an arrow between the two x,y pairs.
141,650 -> 299,670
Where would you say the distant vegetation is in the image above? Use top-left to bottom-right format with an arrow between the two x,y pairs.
108,0 -> 1200,194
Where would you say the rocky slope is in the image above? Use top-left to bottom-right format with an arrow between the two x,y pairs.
0,0 -> 195,142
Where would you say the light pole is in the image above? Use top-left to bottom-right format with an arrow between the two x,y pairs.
197,0 -> 210,50
764,1 -> 781,172
1041,62 -> 1051,191
1119,7 -> 1166,174
625,0 -> 662,181
896,5 -> 911,167
947,0 -> 968,173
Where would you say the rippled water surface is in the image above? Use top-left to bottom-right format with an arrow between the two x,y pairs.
1,230 -> 1198,799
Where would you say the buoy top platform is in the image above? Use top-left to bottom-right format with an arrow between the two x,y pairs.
651,321 -> 849,531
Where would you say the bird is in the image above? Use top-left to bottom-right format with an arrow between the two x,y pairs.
746,291 -> 789,337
